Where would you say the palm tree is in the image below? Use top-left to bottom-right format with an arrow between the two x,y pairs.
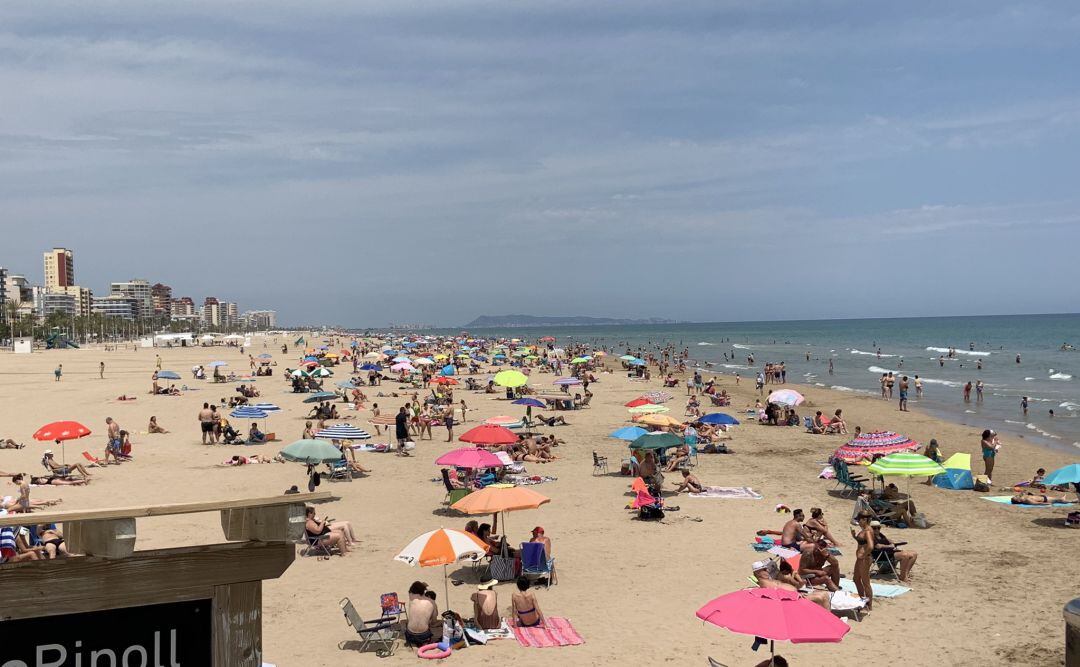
4,299 -> 18,349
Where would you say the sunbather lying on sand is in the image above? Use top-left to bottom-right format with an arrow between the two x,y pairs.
752,560 -> 830,610
1011,491 -> 1071,505
0,439 -> 24,449
533,414 -> 568,426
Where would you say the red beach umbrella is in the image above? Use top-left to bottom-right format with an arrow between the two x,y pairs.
625,397 -> 651,408
833,430 -> 920,464
33,420 -> 92,464
458,424 -> 518,447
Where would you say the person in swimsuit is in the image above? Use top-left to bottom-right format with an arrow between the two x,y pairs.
405,581 -> 438,647
1011,491 -> 1070,505
980,429 -> 1000,484
851,511 -> 875,610
470,580 -> 501,630
512,576 -> 544,627
36,524 -> 69,559
304,506 -> 351,556
672,468 -> 703,494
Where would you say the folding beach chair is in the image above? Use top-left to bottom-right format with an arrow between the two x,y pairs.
441,468 -> 471,508
379,592 -> 407,623
338,598 -> 398,657
327,458 -> 353,483
519,541 -> 557,588
592,451 -> 609,475
873,544 -> 905,579
300,532 -> 334,559
82,451 -> 105,467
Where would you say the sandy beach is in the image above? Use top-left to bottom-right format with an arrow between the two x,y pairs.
0,338 -> 1076,666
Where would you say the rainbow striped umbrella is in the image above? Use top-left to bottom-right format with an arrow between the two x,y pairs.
833,431 -> 920,464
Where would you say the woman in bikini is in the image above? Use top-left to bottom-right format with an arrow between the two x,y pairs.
511,576 -> 544,627
851,510 -> 875,611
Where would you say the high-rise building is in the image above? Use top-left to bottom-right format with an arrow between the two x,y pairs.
43,248 -> 75,290
242,310 -> 277,329
92,294 -> 138,320
110,279 -> 152,318
151,283 -> 173,318
52,286 -> 93,317
202,297 -> 221,328
224,302 -> 239,329
170,297 -> 195,318
5,275 -> 35,317
36,291 -> 78,317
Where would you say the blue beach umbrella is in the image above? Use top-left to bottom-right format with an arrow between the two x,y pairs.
303,391 -> 338,403
1043,464 -> 1080,487
251,403 -> 281,412
698,413 -> 740,426
315,424 -> 371,440
628,359 -> 646,366
156,370 -> 181,380
512,398 -> 546,408
208,361 -> 228,368
360,363 -> 382,371
441,364 -> 456,376
231,406 -> 268,420
609,426 -> 648,441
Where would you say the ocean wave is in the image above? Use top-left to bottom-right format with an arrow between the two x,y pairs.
1024,377 -> 1036,381
814,383 -> 826,387
732,344 -> 752,350
1004,419 -> 1025,425
850,349 -> 897,357
1060,402 -> 1080,411
1050,372 -> 1073,381
697,342 -> 714,346
831,385 -> 854,392
925,347 -> 992,356
867,366 -> 895,374
1026,423 -> 1062,439
721,364 -> 751,370
866,366 -> 959,387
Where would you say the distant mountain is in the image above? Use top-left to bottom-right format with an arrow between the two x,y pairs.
462,314 -> 678,328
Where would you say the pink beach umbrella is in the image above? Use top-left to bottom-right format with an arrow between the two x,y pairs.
483,415 -> 519,426
696,588 -> 849,661
435,447 -> 504,469
833,430 -> 920,464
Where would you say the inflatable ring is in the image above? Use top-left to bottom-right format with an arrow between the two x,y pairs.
418,643 -> 451,660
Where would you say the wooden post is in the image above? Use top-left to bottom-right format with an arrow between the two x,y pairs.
221,503 -> 306,543
213,581 -> 263,666
65,518 -> 137,558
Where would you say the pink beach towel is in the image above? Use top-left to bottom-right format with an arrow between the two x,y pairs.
508,617 -> 584,648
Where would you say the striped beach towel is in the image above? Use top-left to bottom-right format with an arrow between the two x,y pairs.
0,527 -> 17,562
509,617 -> 584,648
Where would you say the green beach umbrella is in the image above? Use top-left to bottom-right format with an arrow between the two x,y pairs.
570,356 -> 590,364
493,370 -> 528,388
280,439 -> 344,464
619,354 -> 637,361
867,453 -> 946,477
628,431 -> 683,451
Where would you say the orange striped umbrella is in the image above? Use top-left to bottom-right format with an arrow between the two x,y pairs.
395,528 -> 489,604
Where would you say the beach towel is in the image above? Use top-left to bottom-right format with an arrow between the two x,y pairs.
687,486 -> 763,500
829,590 -> 866,611
505,474 -> 557,486
981,495 -> 1075,507
509,617 -> 584,648
839,579 -> 910,598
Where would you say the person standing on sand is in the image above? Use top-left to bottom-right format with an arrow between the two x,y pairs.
198,403 -> 214,445
980,429 -> 1000,484
99,361 -> 105,379
395,406 -> 410,456
898,376 -> 909,412
54,364 -> 62,382
155,354 -> 162,371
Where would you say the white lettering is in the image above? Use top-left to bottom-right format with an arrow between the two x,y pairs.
121,645 -> 147,667
169,630 -> 179,667
1,659 -> 29,667
90,649 -> 117,667
153,631 -> 160,667
75,640 -> 83,667
36,644 -> 66,667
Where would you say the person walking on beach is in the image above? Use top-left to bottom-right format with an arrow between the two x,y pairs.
1021,396 -> 1029,416
980,429 -> 1000,484
898,376 -> 909,411
155,354 -> 162,371
914,375 -> 923,398
99,361 -> 105,379
198,403 -> 214,445
54,364 -> 63,382
395,406 -> 410,456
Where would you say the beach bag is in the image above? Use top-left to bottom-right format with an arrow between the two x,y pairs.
488,540 -> 517,581
1066,512 -> 1079,528
911,512 -> 929,529
638,504 -> 665,521
973,475 -> 991,492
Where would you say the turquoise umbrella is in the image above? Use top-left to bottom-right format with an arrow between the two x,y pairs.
629,432 -> 683,450
1043,464 -> 1080,487
279,439 -> 343,463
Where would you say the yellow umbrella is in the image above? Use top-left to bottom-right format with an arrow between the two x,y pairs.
493,370 -> 528,388
637,414 -> 684,427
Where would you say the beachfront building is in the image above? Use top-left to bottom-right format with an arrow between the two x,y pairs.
171,296 -> 196,318
92,294 -> 138,320
0,267 -> 6,321
151,283 -> 172,318
43,247 -> 74,290
35,290 -> 77,318
4,274 -> 36,318
109,279 -> 152,319
241,309 -> 277,330
202,297 -> 222,328
49,285 -> 93,317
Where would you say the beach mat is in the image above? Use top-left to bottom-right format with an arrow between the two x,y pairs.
687,486 -> 763,500
840,579 -> 910,598
981,495 -> 1075,507
508,617 -> 584,648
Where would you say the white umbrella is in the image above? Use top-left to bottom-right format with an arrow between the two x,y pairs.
395,528 -> 489,603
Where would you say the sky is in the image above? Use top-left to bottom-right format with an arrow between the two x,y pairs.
1,1 -> 1079,327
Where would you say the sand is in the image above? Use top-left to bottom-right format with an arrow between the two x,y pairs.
0,337 -> 1076,666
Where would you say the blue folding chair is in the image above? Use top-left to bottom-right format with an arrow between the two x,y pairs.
519,541 -> 557,588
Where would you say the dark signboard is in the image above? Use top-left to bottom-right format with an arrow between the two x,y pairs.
0,599 -> 211,666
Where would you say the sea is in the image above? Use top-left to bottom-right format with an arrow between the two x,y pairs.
429,314 -> 1080,454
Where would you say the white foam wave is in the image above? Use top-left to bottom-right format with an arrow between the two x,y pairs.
1060,402 -> 1080,411
867,366 -> 959,387
867,366 -> 895,374
1024,377 -> 1036,381
721,364 -> 750,370
732,344 -> 752,350
814,383 -> 826,387
926,347 -> 991,356
1004,419 -> 1025,425
697,342 -> 714,346
1050,372 -> 1073,381
851,349 -> 896,357
831,385 -> 854,392
1026,423 -> 1062,439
